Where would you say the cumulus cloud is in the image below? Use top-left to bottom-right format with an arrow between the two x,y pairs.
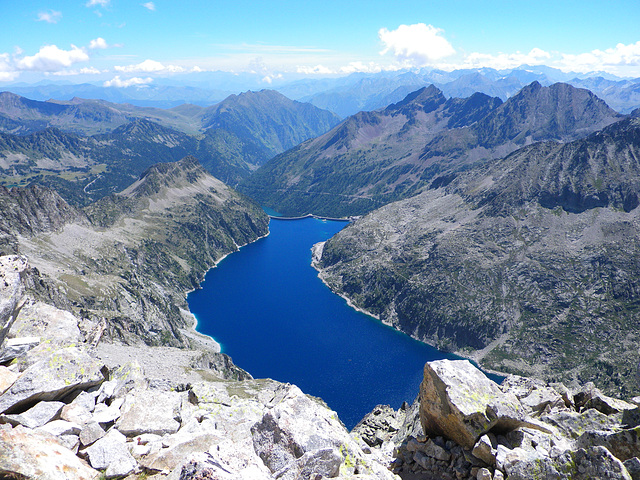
103,76 -> 153,87
379,23 -> 455,67
37,10 -> 62,23
142,2 -> 156,11
86,0 -> 110,6
560,41 -> 640,73
460,47 -> 552,70
88,37 -> 109,50
115,59 -> 185,73
16,44 -> 89,72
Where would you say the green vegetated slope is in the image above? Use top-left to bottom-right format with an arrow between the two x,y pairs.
0,90 -> 340,205
315,116 -> 640,397
240,82 -> 621,217
0,156 -> 269,346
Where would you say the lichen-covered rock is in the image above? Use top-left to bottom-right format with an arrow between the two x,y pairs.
0,346 -> 105,414
419,359 -> 528,449
577,426 -> 640,462
0,424 -> 99,480
505,446 -> 632,480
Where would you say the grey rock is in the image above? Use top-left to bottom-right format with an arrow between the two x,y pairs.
116,388 -> 183,436
140,432 -> 222,472
275,448 -> 342,480
3,400 -> 64,428
506,446 -> 632,480
0,424 -> 99,480
541,408 -> 617,440
624,457 -> 640,480
577,426 -> 640,462
79,421 -> 105,447
61,402 -> 93,425
0,336 -> 40,363
91,397 -> 124,425
352,404 -> 404,447
0,346 -> 105,414
419,359 -> 528,449
83,428 -> 136,477
472,434 -> 497,465
36,419 -> 82,437
0,255 -> 27,349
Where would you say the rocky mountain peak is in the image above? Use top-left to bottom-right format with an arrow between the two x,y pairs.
385,84 -> 446,115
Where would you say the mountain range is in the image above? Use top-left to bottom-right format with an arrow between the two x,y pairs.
5,66 -> 640,117
0,90 -> 340,205
240,82 -> 622,217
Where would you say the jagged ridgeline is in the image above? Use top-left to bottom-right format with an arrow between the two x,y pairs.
240,82 -> 621,217
315,116 -> 640,397
0,156 -> 268,346
0,90 -> 340,205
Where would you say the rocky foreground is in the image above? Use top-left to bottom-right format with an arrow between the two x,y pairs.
2,254 -> 640,479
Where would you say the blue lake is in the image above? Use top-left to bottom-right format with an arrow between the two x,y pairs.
188,217 -> 461,429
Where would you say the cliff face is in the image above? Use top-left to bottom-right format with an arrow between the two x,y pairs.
1,156 -> 269,347
315,117 -> 640,397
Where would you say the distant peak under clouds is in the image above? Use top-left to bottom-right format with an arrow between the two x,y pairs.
36,10 -> 62,24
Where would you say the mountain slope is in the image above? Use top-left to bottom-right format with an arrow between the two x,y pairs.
200,89 -> 340,160
241,82 -> 621,217
1,156 -> 268,346
314,116 -> 640,396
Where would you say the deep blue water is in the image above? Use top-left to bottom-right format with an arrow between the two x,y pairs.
188,217 -> 461,429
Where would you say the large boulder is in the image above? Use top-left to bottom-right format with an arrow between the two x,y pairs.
419,360 -> 530,449
116,388 -> 183,436
0,346 -> 106,414
0,424 -> 99,480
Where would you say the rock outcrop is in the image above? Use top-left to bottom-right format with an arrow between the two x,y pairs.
0,287 -> 398,479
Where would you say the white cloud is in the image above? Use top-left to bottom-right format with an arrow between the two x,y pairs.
560,41 -> 640,73
37,10 -> 62,23
52,66 -> 103,76
115,59 -> 185,73
379,23 -> 455,67
103,75 -> 153,87
296,64 -> 335,75
16,44 -> 89,72
86,0 -> 110,6
88,37 -> 109,50
142,2 -> 156,11
0,53 -> 18,81
460,47 -> 552,70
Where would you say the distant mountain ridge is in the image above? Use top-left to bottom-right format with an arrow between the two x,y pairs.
0,90 -> 340,204
240,82 -> 622,217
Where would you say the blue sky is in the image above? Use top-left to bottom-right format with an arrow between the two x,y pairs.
2,0 -> 640,86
